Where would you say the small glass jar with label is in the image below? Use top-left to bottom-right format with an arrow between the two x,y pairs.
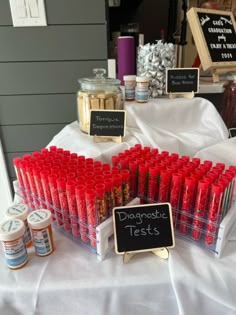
123,75 -> 136,101
135,76 -> 150,103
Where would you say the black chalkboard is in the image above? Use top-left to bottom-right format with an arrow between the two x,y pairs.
113,203 -> 175,254
187,8 -> 236,71
229,128 -> 236,138
197,11 -> 236,63
89,110 -> 126,137
166,68 -> 199,94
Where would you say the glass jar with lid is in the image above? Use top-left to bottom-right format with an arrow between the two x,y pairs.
77,68 -> 123,133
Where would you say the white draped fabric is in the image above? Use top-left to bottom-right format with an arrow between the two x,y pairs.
1,97 -> 235,315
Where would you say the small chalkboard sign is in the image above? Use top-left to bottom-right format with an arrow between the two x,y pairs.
166,68 -> 199,94
187,8 -> 236,77
229,128 -> 236,138
113,203 -> 175,254
89,110 -> 126,138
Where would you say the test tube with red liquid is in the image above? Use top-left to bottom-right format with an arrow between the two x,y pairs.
179,177 -> 196,235
129,160 -> 138,198
169,173 -> 183,226
191,180 -> 210,240
66,181 -> 80,237
85,189 -> 97,247
25,164 -> 40,209
57,178 -> 71,231
75,185 -> 89,242
159,170 -> 171,202
121,169 -> 130,204
19,160 -> 35,208
48,174 -> 63,226
13,157 -> 27,204
138,164 -> 148,200
95,184 -> 107,223
104,178 -> 114,216
205,184 -> 222,246
147,166 -> 159,203
113,174 -> 123,207
32,167 -> 46,208
41,170 -> 56,220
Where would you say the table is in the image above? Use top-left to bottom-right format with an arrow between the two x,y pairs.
0,227 -> 236,315
0,97 -> 235,315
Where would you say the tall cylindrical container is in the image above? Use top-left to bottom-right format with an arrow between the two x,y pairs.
117,36 -> 135,85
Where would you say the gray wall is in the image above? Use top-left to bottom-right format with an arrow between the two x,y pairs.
0,0 -> 108,183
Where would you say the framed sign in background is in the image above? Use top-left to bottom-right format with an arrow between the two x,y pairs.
113,203 -> 175,254
187,8 -> 236,78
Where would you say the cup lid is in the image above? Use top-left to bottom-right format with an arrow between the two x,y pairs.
79,68 -> 120,90
0,219 -> 25,241
27,209 -> 52,229
5,203 -> 29,221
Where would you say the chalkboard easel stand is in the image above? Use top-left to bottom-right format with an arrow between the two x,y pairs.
93,135 -> 123,143
169,91 -> 195,99
123,248 -> 169,264
211,67 -> 236,83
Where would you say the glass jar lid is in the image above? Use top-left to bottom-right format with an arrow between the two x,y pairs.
78,68 -> 121,90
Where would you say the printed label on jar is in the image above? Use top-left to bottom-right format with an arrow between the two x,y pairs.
136,89 -> 149,102
2,238 -> 28,268
32,228 -> 53,256
24,220 -> 32,245
125,87 -> 135,100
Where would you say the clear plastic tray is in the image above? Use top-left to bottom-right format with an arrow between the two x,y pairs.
14,182 -> 236,258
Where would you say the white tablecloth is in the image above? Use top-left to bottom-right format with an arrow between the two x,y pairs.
1,97 -> 235,315
0,230 -> 236,315
47,97 -> 229,159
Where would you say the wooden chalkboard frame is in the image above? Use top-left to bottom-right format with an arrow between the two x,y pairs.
89,109 -> 126,139
187,8 -> 236,77
113,203 -> 175,255
166,68 -> 199,95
